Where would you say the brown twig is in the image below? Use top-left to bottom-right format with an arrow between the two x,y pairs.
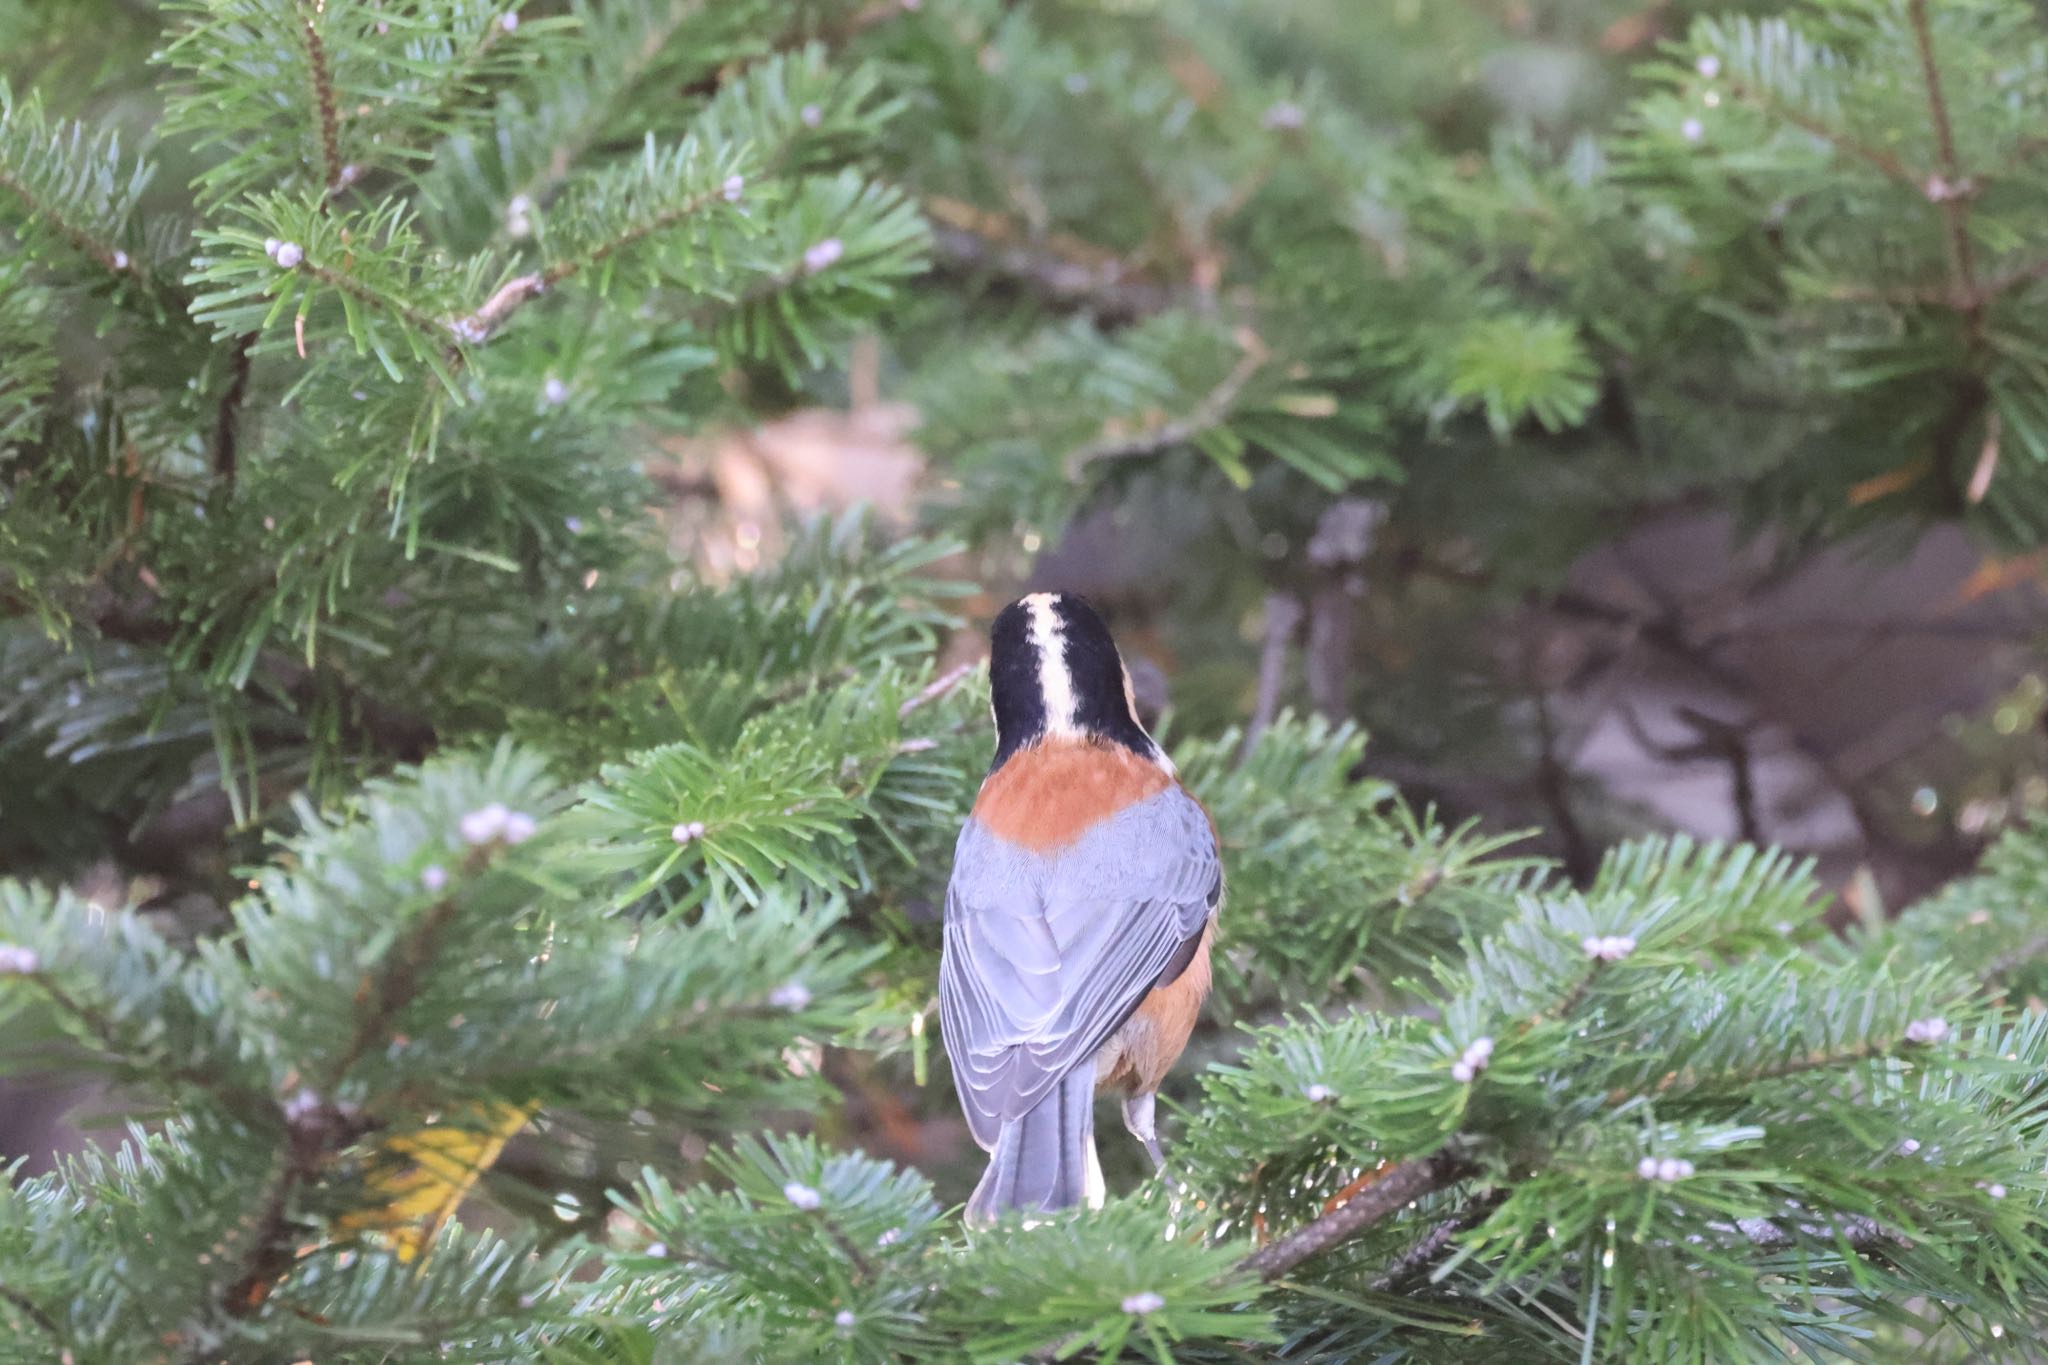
294,2 -> 345,195
446,272 -> 547,344
0,166 -> 135,277
1366,1189 -> 1508,1293
206,893 -> 465,1330
0,1284 -> 64,1344
213,333 -> 256,486
899,662 -> 975,718
926,221 -> 1172,325
1723,76 -> 1917,188
1614,704 -> 1763,846
1061,338 -> 1266,478
1238,1151 -> 1473,1282
1906,0 -> 1980,337
292,257 -> 446,345
1605,1040 -> 1890,1106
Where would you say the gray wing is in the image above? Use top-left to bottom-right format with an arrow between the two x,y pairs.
939,787 -> 1220,1151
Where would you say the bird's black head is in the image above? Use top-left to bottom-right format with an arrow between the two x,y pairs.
987,592 -> 1161,771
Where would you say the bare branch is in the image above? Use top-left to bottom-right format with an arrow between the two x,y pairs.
213,333 -> 256,486
0,1285 -> 64,1346
1730,1213 -> 1904,1251
1239,1151 -> 1473,1282
899,662 -> 976,719
927,220 -> 1172,325
1366,1190 -> 1508,1292
1240,593 -> 1303,762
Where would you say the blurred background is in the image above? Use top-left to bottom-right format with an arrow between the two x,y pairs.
7,0 -> 2048,1220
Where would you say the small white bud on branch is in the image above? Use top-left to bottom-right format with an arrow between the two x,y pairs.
460,803 -> 510,845
803,238 -> 845,273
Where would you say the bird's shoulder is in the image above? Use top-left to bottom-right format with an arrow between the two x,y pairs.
969,738 -> 1186,854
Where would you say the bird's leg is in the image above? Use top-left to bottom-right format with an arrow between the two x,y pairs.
1121,1091 -> 1174,1187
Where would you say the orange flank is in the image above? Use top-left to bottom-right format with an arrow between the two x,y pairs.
972,739 -> 1174,852
1098,920 -> 1216,1096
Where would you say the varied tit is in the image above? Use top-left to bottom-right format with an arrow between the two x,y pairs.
940,591 -> 1221,1225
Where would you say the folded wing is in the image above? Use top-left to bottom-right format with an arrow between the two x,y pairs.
940,786 -> 1220,1151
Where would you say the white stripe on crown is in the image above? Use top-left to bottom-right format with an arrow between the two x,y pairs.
1023,592 -> 1080,737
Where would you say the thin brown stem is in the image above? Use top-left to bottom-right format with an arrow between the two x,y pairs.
493,0 -> 707,238
899,662 -> 975,719
1606,1040 -> 1891,1106
545,182 -> 729,281
0,166 -> 132,276
1239,1151 -> 1472,1282
294,2 -> 344,194
1367,1189 -> 1507,1293
1723,77 -> 1917,187
202,892 -> 467,1329
0,1284 -> 63,1344
927,221 -> 1170,323
1907,0 -> 1980,338
29,973 -> 252,1104
1062,338 -> 1267,478
213,333 -> 256,486
294,258 -> 445,344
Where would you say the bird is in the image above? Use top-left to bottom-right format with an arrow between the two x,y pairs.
940,591 -> 1221,1225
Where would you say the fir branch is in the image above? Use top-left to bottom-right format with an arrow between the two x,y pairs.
76,583 -> 436,763
1720,75 -> 1916,187
494,0 -> 710,222
0,1284 -> 63,1345
1906,0 -> 1981,335
207,892 -> 466,1328
292,252 -> 448,346
23,969 -> 252,1105
406,12 -> 526,151
547,178 -> 731,280
1061,336 -> 1267,477
1606,1040 -> 1891,1104
1730,1213 -> 1903,1251
0,84 -> 147,279
214,1149 -> 302,1324
324,895 -> 464,1093
0,164 -> 131,276
1239,1151 -> 1473,1282
294,0 -> 345,195
927,217 -> 1171,324
1366,1190 -> 1507,1293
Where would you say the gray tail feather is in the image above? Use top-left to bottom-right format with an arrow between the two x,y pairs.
966,1067 -> 1100,1225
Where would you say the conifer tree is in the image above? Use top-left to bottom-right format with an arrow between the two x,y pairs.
5,2 -> 2048,1362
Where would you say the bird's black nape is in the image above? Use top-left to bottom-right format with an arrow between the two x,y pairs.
988,592 -> 1157,771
